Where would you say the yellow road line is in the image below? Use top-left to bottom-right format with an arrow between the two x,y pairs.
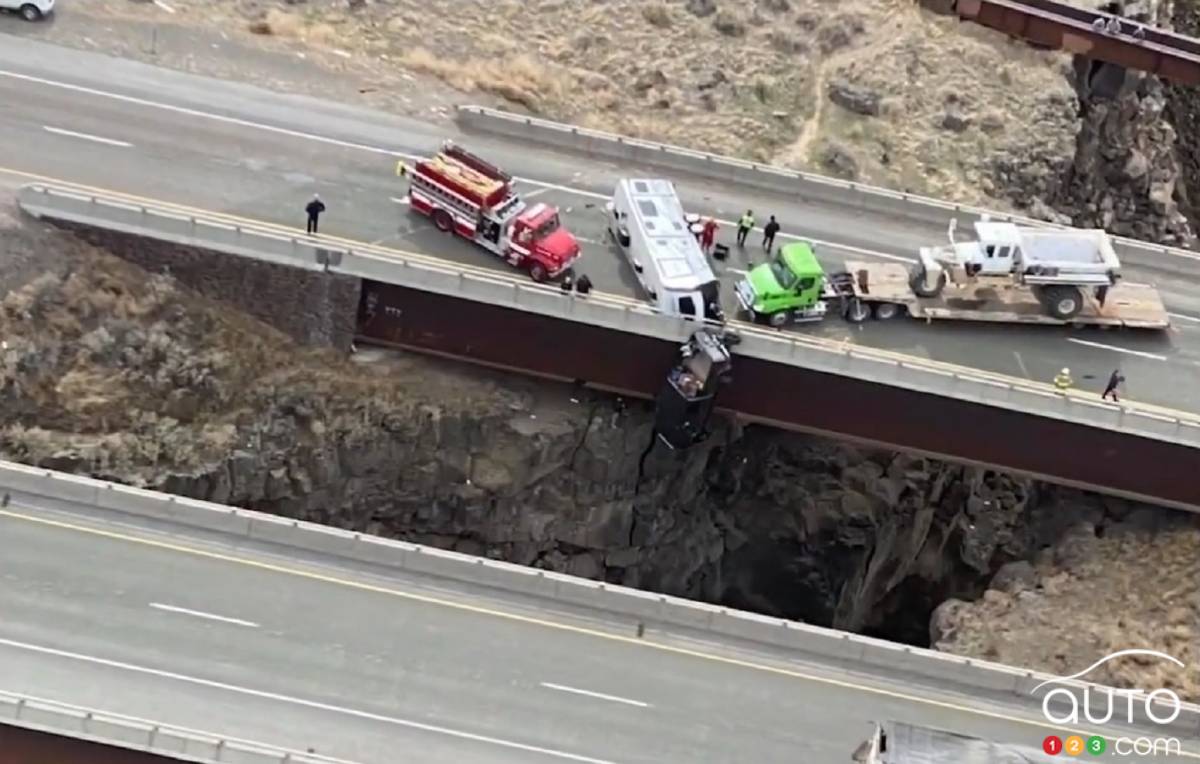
2,506 -> 1193,755
5,165 -> 1200,426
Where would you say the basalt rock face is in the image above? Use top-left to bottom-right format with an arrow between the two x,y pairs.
1166,0 -> 1200,229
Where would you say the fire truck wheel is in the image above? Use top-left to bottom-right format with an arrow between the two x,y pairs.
528,263 -> 548,282
768,310 -> 791,327
431,209 -> 454,232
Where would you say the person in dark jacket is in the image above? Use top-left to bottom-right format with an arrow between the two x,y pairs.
305,194 -> 326,234
1102,369 -> 1125,401
762,215 -> 780,252
575,274 -> 593,296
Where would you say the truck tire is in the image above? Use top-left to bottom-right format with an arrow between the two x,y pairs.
910,266 -> 946,298
527,262 -> 548,283
20,3 -> 42,19
845,298 -> 871,323
1042,285 -> 1083,320
431,209 -> 454,233
873,302 -> 905,320
768,310 -> 791,328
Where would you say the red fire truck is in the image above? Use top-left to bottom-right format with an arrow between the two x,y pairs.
404,142 -> 581,282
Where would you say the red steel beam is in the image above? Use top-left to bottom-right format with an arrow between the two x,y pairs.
956,0 -> 1200,85
358,281 -> 1200,512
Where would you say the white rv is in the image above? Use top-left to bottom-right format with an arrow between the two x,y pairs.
606,178 -> 723,322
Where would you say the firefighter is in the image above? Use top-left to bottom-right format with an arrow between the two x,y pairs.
700,218 -> 719,254
560,272 -> 574,293
305,194 -> 326,235
736,210 -> 754,247
575,273 -> 593,296
1053,367 -> 1073,392
1102,368 -> 1125,401
762,215 -> 780,252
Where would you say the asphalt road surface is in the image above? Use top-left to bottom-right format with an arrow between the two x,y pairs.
1,36 -> 1199,414
3,499 -> 1190,764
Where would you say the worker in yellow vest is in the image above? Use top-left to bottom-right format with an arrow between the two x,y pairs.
1053,367 -> 1073,392
736,209 -> 755,247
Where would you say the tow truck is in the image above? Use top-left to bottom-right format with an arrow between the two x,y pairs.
735,218 -> 1170,330
402,142 -> 581,282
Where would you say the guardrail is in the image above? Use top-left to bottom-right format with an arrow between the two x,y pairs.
454,105 -> 1200,264
19,182 -> 1200,457
0,689 -> 356,763
1,460 -> 1197,739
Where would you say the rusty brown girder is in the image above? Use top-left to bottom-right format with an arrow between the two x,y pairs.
0,723 -> 182,764
358,281 -> 1200,512
955,0 -> 1200,85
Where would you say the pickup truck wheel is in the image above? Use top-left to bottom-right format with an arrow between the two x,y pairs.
1043,286 -> 1083,320
20,4 -> 42,19
768,310 -> 791,328
845,298 -> 871,323
873,302 -> 905,320
528,262 -> 548,283
910,267 -> 946,298
431,209 -> 454,233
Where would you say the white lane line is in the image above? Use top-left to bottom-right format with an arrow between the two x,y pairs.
540,682 -> 649,708
390,196 -> 410,205
522,187 -> 552,200
1065,338 -> 1168,361
1169,312 -> 1200,323
42,125 -> 132,148
1013,351 -> 1031,379
152,0 -> 175,12
727,267 -> 749,275
149,602 -> 259,628
0,637 -> 617,764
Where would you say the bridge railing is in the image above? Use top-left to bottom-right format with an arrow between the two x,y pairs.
0,689 -> 353,763
17,182 -> 1200,455
453,105 -> 1200,265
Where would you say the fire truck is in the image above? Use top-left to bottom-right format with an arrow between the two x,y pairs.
403,142 -> 581,282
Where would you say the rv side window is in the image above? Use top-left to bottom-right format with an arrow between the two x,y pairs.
996,246 -> 1010,259
678,296 -> 696,316
985,245 -> 996,258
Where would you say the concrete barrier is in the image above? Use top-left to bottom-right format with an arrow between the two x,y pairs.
0,690 -> 347,764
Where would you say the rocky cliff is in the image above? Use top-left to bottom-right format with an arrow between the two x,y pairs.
0,214 -> 1156,645
1167,0 -> 1200,228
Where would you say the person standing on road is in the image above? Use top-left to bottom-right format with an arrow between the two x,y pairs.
701,218 -> 719,254
762,215 -> 780,252
305,194 -> 326,235
1102,368 -> 1125,401
736,210 -> 755,248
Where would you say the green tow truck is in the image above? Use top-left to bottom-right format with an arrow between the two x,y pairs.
733,234 -> 1170,330
733,242 -> 877,327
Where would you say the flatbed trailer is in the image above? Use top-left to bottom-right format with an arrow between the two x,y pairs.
835,261 -> 1171,330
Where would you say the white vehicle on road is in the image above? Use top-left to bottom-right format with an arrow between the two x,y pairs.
1,0 -> 54,20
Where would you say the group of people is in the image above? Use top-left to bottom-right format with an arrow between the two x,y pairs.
695,209 -> 782,255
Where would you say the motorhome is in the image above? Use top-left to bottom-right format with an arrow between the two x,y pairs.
606,178 -> 723,321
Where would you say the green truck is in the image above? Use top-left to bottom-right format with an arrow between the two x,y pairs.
733,241 -> 877,326
733,239 -> 1169,330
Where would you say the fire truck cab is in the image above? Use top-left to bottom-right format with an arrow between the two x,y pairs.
406,142 -> 581,282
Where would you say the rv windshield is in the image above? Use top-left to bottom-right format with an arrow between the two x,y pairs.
769,254 -> 798,290
534,214 -> 561,240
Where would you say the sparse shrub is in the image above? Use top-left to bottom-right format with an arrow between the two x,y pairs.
247,19 -> 272,35
641,3 -> 671,28
713,9 -> 746,36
